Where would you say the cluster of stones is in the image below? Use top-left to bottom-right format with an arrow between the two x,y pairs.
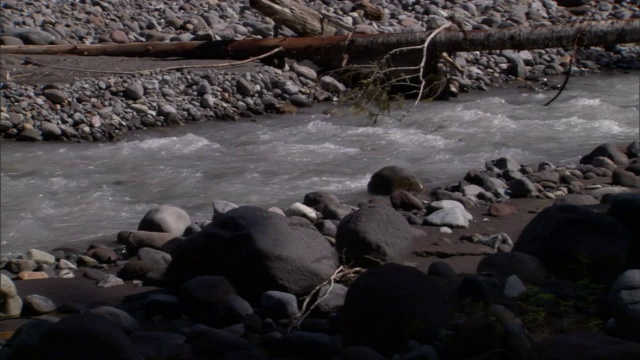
1,142 -> 639,359
2,0 -> 640,141
0,60 -> 346,141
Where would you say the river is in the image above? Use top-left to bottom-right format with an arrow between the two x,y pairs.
1,73 -> 638,257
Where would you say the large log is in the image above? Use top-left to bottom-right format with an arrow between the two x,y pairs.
1,19 -> 639,67
249,0 -> 352,36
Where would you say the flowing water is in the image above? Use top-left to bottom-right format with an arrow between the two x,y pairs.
1,73 -> 638,256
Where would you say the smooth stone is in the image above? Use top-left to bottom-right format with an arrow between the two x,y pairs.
319,76 -> 346,93
130,104 -> 149,114
23,294 -> 57,315
124,83 -> 144,100
89,306 -> 139,334
288,94 -> 312,107
488,203 -> 517,217
8,259 -> 38,273
292,63 -> 317,81
261,290 -> 300,321
138,205 -> 191,236
424,207 -> 471,228
0,273 -> 23,317
42,89 -> 67,104
284,202 -> 318,222
503,275 -> 527,298
40,122 -> 62,139
24,249 -> 56,265
96,274 -> 124,288
612,168 -> 640,188
16,271 -> 49,280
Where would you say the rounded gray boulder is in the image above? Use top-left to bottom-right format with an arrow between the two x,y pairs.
367,166 -> 424,195
336,204 -> 415,268
138,205 -> 191,236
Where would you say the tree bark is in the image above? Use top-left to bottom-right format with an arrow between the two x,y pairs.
249,0 -> 351,36
1,19 -> 638,67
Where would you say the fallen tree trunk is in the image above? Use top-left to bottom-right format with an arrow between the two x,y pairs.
1,19 -> 639,67
249,0 -> 352,36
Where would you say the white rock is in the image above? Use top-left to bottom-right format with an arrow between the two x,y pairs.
284,202 -> 318,222
504,275 -> 527,298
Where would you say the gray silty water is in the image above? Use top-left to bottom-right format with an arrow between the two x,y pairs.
1,74 -> 638,256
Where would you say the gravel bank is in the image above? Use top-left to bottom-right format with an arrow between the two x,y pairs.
1,0 -> 639,142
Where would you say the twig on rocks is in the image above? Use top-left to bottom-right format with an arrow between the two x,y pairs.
6,47 -> 284,76
289,265 -> 365,332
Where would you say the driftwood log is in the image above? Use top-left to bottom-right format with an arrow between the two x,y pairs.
249,0 -> 353,36
2,19 -> 638,68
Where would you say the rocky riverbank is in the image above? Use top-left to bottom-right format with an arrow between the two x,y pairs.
1,0 -> 640,142
1,141 -> 639,359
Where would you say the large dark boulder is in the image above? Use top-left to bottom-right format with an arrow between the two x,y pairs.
580,143 -> 629,166
526,332 -> 640,360
37,313 -> 143,360
340,264 -> 454,356
477,252 -> 547,284
512,204 -> 631,284
164,206 -> 339,303
336,204 -> 415,268
367,166 -> 424,195
608,193 -> 640,268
